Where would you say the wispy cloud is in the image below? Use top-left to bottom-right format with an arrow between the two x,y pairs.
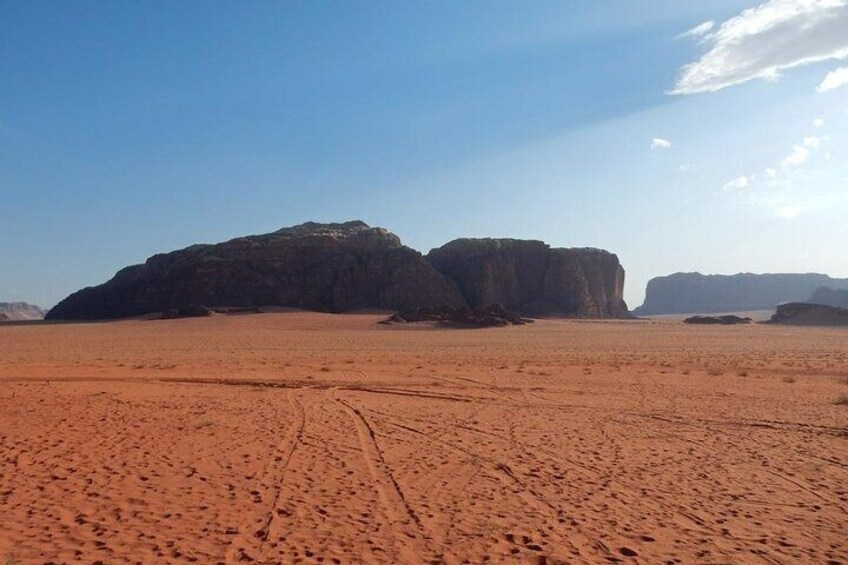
817,66 -> 848,92
723,127 -> 831,217
677,20 -> 715,40
651,137 -> 672,149
672,0 -> 848,95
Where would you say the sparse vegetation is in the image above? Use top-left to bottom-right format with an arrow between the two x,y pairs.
835,394 -> 848,406
783,376 -> 797,384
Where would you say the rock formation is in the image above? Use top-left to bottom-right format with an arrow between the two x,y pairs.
683,315 -> 751,325
380,304 -> 530,327
426,239 -> 629,318
0,302 -> 45,321
634,273 -> 848,316
768,303 -> 848,326
47,221 -> 466,320
808,287 -> 848,309
0,313 -> 8,322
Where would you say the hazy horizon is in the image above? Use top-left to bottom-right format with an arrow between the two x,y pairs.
3,1 -> 847,309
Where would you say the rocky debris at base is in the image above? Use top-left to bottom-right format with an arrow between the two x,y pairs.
683,315 -> 752,325
161,305 -> 213,319
380,304 -> 531,327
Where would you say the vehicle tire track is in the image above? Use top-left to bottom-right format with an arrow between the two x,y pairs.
331,389 -> 432,563
225,389 -> 304,563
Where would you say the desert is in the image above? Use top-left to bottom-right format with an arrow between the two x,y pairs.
1,312 -> 846,564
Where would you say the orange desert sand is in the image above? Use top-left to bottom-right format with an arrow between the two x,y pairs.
1,312 -> 846,564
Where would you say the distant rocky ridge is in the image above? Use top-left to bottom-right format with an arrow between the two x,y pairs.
0,302 -> 45,321
808,287 -> 848,309
47,221 -> 630,321
635,273 -> 848,316
768,303 -> 848,326
428,239 -> 628,318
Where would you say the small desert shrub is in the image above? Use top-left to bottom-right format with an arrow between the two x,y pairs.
783,376 -> 797,384
835,394 -> 848,406
706,367 -> 723,377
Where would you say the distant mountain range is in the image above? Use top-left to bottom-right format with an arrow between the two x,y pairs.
634,273 -> 848,315
0,302 -> 45,321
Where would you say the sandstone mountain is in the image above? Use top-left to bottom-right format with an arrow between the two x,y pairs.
0,302 -> 45,321
634,273 -> 848,316
808,287 -> 848,309
47,221 -> 465,320
427,238 -> 628,318
47,222 -> 631,320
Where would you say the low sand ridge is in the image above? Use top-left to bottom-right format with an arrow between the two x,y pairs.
1,313 -> 846,563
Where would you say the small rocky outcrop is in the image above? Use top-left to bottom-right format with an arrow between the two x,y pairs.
809,287 -> 848,309
635,273 -> 848,315
380,304 -> 530,327
0,302 -> 45,321
426,239 -> 628,318
683,315 -> 752,325
47,221 -> 466,320
768,303 -> 848,326
0,313 -> 8,322
160,305 -> 213,319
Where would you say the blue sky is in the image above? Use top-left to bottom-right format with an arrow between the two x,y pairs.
2,0 -> 847,309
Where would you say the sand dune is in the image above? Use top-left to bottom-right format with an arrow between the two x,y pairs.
1,313 -> 846,563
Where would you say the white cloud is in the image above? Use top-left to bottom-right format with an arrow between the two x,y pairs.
678,163 -> 690,171
802,136 -> 821,148
813,117 -> 825,127
782,144 -> 810,166
817,66 -> 848,92
678,20 -> 715,39
672,0 -> 848,95
651,137 -> 672,149
725,175 -> 751,189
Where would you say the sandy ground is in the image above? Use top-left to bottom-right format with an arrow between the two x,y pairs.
1,313 -> 846,564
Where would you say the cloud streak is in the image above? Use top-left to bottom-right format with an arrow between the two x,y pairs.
672,0 -> 848,95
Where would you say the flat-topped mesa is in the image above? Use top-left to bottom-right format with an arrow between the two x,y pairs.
635,272 -> 848,316
427,238 -> 629,318
47,221 -> 466,320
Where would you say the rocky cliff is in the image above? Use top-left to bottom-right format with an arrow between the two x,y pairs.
47,221 -> 466,320
426,238 -> 629,318
634,273 -> 848,316
0,302 -> 45,321
809,287 -> 848,309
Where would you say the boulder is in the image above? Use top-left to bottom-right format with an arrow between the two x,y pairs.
0,302 -> 45,321
426,238 -> 629,318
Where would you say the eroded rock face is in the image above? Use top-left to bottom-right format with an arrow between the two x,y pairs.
426,239 -> 629,318
635,273 -> 848,316
47,221 -> 466,320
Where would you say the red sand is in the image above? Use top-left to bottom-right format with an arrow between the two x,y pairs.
1,313 -> 846,563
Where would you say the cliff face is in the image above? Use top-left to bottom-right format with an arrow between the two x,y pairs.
634,273 -> 848,316
426,238 -> 629,318
0,302 -> 45,321
768,302 -> 848,326
47,221 -> 466,320
809,287 -> 848,309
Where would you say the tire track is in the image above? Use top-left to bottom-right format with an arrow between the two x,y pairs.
225,389 -> 304,563
331,389 -> 432,563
